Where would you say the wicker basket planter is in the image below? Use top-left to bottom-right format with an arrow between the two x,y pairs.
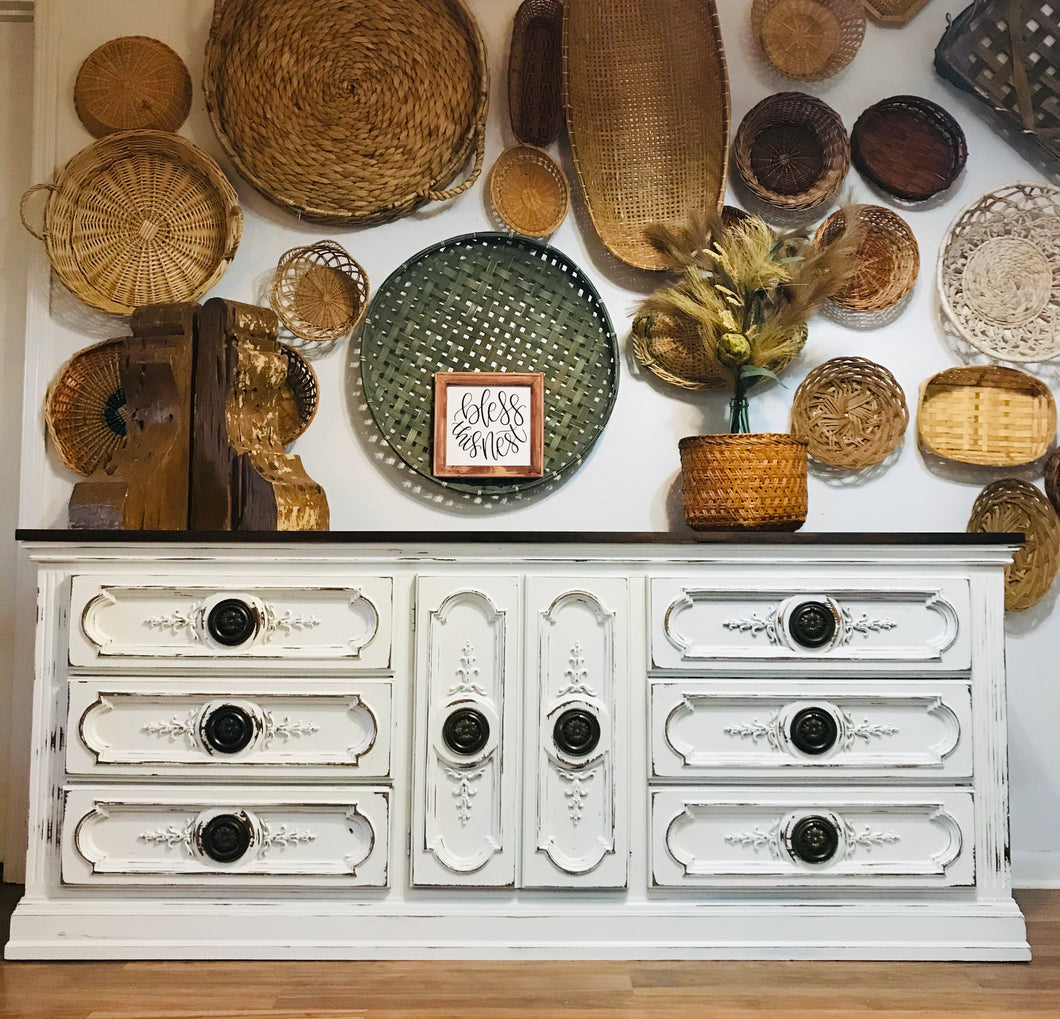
509,0 -> 564,146
678,433 -> 808,531
751,0 -> 866,81
489,145 -> 570,237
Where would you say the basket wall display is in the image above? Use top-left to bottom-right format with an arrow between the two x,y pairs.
563,0 -> 730,271
20,130 -> 242,316
489,145 -> 570,237
937,181 -> 1060,363
863,0 -> 933,23
791,356 -> 908,469
967,478 -> 1060,611
74,36 -> 193,137
814,204 -> 919,312
203,0 -> 489,226
268,241 -> 370,351
851,95 -> 967,202
751,0 -> 866,81
679,433 -> 808,531
917,365 -> 1056,466
935,1 -> 1060,164
509,0 -> 564,146
732,92 -> 850,211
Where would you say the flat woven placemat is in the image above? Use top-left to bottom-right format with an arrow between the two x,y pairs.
359,233 -> 618,495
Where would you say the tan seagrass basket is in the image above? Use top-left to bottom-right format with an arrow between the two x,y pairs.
967,478 -> 1060,611
863,0 -> 932,23
489,145 -> 570,237
917,365 -> 1056,466
751,0 -> 866,81
509,0 -> 564,146
679,433 -> 808,531
20,130 -> 242,316
791,356 -> 908,469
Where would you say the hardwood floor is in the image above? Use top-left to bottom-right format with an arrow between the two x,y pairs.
0,888 -> 1056,1018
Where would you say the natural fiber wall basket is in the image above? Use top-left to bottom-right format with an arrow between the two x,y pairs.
751,0 -> 866,81
937,182 -> 1060,363
791,356 -> 908,469
733,92 -> 850,211
1044,448 -> 1060,517
276,344 -> 319,445
20,130 -> 242,316
862,0 -> 932,24
489,145 -> 570,237
678,433 -> 808,531
509,0 -> 564,146
967,478 -> 1060,611
814,204 -> 919,312
268,241 -> 369,350
74,36 -> 192,137
917,365 -> 1056,467
203,0 -> 489,226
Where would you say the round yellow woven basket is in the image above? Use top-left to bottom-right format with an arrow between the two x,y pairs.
752,0 -> 866,81
489,145 -> 570,237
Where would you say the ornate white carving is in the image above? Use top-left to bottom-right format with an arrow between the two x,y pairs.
721,611 -> 779,642
138,820 -> 194,851
725,820 -> 783,858
558,642 -> 596,698
723,713 -> 782,748
259,823 -> 317,854
559,769 -> 594,826
839,608 -> 899,643
141,710 -> 198,746
260,713 -> 320,747
445,765 -> 486,827
447,642 -> 487,698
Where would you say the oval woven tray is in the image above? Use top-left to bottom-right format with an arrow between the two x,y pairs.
563,0 -> 730,270
752,0 -> 865,81
509,0 -> 564,146
203,0 -> 489,225
489,145 -> 569,237
359,233 -> 618,495
967,478 -> 1060,611
791,356 -> 908,469
851,95 -> 967,202
917,365 -> 1056,467
937,182 -> 1060,363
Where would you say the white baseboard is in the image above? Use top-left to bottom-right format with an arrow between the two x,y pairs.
1012,852 -> 1060,888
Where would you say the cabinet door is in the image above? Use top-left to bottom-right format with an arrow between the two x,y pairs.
412,576 -> 520,887
522,577 -> 628,888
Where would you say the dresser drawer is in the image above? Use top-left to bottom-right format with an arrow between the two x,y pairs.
66,678 -> 392,778
651,788 -> 974,889
651,680 -> 971,779
650,575 -> 969,671
61,786 -> 389,887
68,576 -> 393,669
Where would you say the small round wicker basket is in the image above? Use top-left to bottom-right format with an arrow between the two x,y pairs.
791,356 -> 908,469
733,92 -> 849,211
489,145 -> 570,237
751,0 -> 866,81
967,479 -> 1060,611
276,344 -> 319,444
814,204 -> 919,312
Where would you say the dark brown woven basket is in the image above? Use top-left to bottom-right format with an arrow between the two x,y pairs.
852,95 -> 967,202
935,1 -> 1060,164
276,344 -> 319,445
733,92 -> 850,211
1044,447 -> 1060,517
509,0 -> 563,147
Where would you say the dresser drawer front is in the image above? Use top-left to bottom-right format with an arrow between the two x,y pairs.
67,679 -> 392,777
68,576 -> 393,668
650,576 -> 969,671
651,788 -> 973,888
61,786 -> 389,887
651,681 -> 971,779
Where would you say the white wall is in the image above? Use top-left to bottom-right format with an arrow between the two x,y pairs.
3,0 -> 1059,884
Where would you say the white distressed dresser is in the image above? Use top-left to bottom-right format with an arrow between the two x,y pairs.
6,532 -> 1029,960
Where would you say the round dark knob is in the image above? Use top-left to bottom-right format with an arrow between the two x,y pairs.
442,707 -> 490,756
789,815 -> 840,864
553,708 -> 601,757
206,599 -> 257,646
788,601 -> 837,649
790,707 -> 839,756
202,704 -> 255,754
199,813 -> 252,863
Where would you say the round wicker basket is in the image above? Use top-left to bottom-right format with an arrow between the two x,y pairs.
508,0 -> 563,146
276,344 -> 319,445
489,145 -> 570,237
74,36 -> 192,137
733,92 -> 850,211
19,130 -> 242,316
791,356 -> 908,469
814,204 -> 919,312
967,479 -> 1060,611
751,0 -> 866,81
268,240 -> 370,350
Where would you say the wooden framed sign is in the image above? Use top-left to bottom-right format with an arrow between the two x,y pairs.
432,372 -> 544,478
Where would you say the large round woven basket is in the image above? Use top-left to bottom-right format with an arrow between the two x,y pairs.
967,479 -> 1060,611
678,433 -> 808,531
751,0 -> 866,81
203,0 -> 489,225
20,130 -> 242,316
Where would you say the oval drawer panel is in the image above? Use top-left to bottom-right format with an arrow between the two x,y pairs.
61,786 -> 389,887
66,679 -> 392,777
68,576 -> 392,668
650,680 -> 971,779
650,575 -> 970,671
651,787 -> 974,888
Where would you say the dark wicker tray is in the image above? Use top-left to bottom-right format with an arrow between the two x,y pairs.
359,233 -> 618,495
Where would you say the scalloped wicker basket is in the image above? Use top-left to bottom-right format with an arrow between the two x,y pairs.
751,0 -> 866,81
489,145 -> 570,237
